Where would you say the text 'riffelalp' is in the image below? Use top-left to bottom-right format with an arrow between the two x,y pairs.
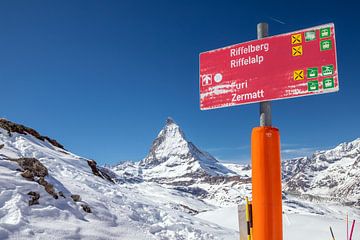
229,43 -> 269,68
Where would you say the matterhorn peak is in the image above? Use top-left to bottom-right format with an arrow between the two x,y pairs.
165,117 -> 175,125
158,117 -> 187,141
139,117 -> 188,168
139,118 -> 233,178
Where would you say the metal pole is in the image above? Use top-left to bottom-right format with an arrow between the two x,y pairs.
252,22 -> 283,240
257,23 -> 272,127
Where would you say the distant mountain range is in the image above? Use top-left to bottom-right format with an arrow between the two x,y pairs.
282,138 -> 360,205
114,117 -> 360,205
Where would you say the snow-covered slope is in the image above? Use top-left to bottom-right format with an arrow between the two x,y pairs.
0,119 -> 238,239
282,138 -> 360,204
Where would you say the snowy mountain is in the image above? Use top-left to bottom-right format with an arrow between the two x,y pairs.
139,118 -> 234,181
282,138 -> 360,205
1,118 -> 359,239
0,119 -> 238,239
113,118 -> 251,206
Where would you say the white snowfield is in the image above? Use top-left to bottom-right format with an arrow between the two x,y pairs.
0,127 -> 237,239
198,203 -> 360,240
1,119 -> 359,240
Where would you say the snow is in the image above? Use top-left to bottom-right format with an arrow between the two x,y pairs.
197,205 -> 360,240
197,207 -> 240,231
1,121 -> 360,240
0,128 -> 238,239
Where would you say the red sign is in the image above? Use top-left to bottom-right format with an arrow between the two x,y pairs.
199,23 -> 338,110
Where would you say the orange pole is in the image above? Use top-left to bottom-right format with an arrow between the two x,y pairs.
251,126 -> 283,240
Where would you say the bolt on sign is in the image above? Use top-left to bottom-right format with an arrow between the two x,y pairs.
199,23 -> 338,110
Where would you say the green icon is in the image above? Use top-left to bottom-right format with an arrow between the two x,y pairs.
308,81 -> 319,91
323,78 -> 334,89
320,27 -> 331,38
322,65 -> 334,76
305,30 -> 316,41
320,40 -> 332,51
307,67 -> 318,78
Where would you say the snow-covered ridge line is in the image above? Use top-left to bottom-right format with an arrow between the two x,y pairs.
0,118 -> 64,149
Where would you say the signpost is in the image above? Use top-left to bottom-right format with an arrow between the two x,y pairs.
199,23 -> 338,110
199,23 -> 339,240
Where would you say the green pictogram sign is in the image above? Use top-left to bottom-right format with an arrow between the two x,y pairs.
322,65 -> 334,76
307,67 -> 318,78
320,27 -> 331,38
305,30 -> 316,41
308,80 -> 319,91
323,78 -> 334,89
320,40 -> 332,51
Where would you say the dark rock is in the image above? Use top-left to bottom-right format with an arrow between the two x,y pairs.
87,160 -> 115,183
38,177 -> 58,199
71,194 -> 81,202
0,119 -> 64,149
38,177 -> 47,186
29,198 -> 39,206
87,160 -> 102,177
81,204 -> 92,213
179,204 -> 199,215
28,191 -> 40,206
15,158 -> 48,177
45,184 -> 58,199
21,170 -> 34,180
10,157 -> 59,199
28,191 -> 40,198
0,144 -> 4,150
58,191 -> 65,198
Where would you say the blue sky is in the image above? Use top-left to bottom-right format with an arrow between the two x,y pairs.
0,0 -> 358,165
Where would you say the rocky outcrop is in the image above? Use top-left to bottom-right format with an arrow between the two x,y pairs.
28,191 -> 40,206
38,177 -> 58,199
0,118 -> 64,149
71,194 -> 81,202
21,170 -> 35,180
15,158 -> 48,178
69,194 -> 92,213
87,160 -> 115,183
8,158 -> 58,199
59,191 -> 65,198
81,204 -> 92,213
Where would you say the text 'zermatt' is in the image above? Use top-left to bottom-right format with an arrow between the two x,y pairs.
230,43 -> 269,68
